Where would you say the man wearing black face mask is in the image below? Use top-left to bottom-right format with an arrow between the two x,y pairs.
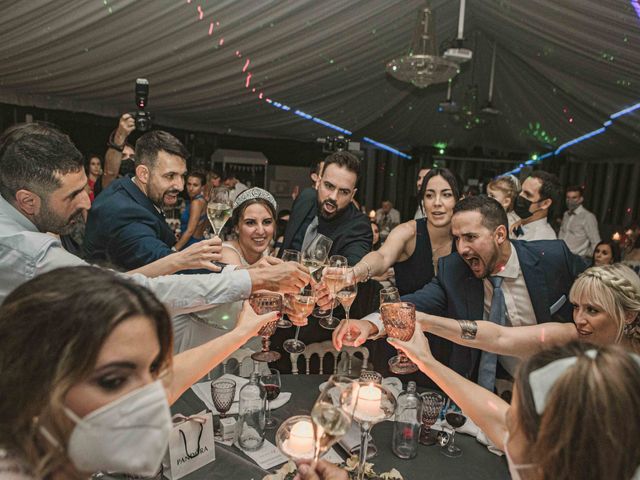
512,170 -> 560,241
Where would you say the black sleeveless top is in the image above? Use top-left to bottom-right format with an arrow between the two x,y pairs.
393,218 -> 435,296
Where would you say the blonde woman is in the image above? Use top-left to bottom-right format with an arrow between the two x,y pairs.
0,267 -> 276,479
415,263 -> 640,356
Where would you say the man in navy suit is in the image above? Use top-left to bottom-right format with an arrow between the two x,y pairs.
85,130 -> 211,272
335,195 -> 587,388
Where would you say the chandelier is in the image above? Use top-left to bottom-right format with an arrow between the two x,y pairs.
386,7 -> 460,89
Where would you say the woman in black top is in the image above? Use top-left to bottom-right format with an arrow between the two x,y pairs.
352,168 -> 459,295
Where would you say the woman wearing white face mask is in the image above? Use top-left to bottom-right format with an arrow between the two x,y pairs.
387,333 -> 640,480
0,266 -> 277,479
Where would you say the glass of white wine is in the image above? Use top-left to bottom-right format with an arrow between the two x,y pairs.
283,286 -> 316,354
278,249 -> 302,328
207,187 -> 233,238
337,270 -> 359,345
310,375 -> 359,462
320,255 -> 347,330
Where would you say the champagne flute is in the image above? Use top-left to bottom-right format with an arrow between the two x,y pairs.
320,255 -> 347,330
379,286 -> 401,306
278,249 -> 302,328
250,293 -> 283,363
380,301 -> 419,374
283,286 -> 316,354
260,368 -> 281,429
207,187 -> 233,238
337,270 -> 359,345
310,375 -> 359,462
303,234 -> 333,318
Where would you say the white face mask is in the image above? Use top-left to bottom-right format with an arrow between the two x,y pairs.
503,431 -> 536,480
44,380 -> 172,476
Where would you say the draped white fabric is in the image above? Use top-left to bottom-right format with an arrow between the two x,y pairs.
0,0 -> 638,158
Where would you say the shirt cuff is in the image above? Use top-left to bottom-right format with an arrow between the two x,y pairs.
363,312 -> 385,339
222,264 -> 237,272
225,268 -> 251,300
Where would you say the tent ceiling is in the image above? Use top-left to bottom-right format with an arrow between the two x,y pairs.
1,0 -> 639,159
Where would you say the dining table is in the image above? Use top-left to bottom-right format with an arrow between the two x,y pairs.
169,374 -> 510,480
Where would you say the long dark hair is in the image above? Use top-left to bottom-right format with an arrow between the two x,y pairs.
591,240 -> 621,265
0,267 -> 173,476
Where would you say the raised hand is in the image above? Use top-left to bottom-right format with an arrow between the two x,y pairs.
332,318 -> 375,350
387,323 -> 433,366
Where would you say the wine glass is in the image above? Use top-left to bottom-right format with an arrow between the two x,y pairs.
249,293 -> 283,363
380,302 -> 419,374
278,249 -> 302,328
260,368 -> 281,429
419,392 -> 445,445
302,234 -> 333,318
283,286 -> 316,354
310,375 -> 359,462
210,379 -> 236,419
442,410 -> 467,458
320,255 -> 348,330
207,187 -> 233,238
379,286 -> 401,306
337,270 -> 359,345
352,375 -> 397,480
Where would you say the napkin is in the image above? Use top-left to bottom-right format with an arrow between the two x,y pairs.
192,374 -> 291,415
431,416 -> 503,456
337,422 -> 376,457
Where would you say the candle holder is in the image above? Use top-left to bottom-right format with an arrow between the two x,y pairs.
352,379 -> 397,480
276,415 -> 317,461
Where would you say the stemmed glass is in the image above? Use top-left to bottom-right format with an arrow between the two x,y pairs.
419,392 -> 445,445
207,187 -> 233,238
283,286 -> 316,354
302,235 -> 333,319
320,255 -> 348,330
442,410 -> 467,458
380,302 -> 419,374
337,270 -> 358,345
278,249 -> 302,328
250,293 -> 283,363
260,368 -> 281,429
353,371 -> 397,480
379,286 -> 401,306
210,379 -> 236,419
310,375 -> 360,462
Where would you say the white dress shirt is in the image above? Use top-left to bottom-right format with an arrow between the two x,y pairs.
558,205 -> 600,257
519,217 -> 556,241
0,194 -> 251,313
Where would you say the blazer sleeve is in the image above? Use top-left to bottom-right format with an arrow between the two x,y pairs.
401,258 -> 448,316
562,239 -> 589,278
341,218 -> 373,266
108,219 -> 174,271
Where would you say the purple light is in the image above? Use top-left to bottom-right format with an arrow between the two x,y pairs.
632,0 -> 640,19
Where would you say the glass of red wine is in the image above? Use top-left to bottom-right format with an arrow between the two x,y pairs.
250,293 -> 283,363
260,368 -> 282,429
442,410 -> 467,458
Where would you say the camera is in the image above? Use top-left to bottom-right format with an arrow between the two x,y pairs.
130,78 -> 152,132
316,135 -> 360,154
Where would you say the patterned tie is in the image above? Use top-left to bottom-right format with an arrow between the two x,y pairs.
478,276 -> 506,391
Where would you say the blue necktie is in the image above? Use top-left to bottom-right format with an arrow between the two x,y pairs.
478,276 -> 506,391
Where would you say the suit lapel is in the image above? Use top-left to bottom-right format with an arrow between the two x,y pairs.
121,177 -> 175,244
513,241 -> 551,323
465,276 -> 484,320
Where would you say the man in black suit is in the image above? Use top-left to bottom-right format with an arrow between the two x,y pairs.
335,195 -> 587,390
281,151 -> 372,265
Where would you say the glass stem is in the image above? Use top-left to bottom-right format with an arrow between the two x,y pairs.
448,431 -> 456,452
266,400 -> 271,423
293,326 -> 301,342
357,424 -> 371,480
262,336 -> 269,353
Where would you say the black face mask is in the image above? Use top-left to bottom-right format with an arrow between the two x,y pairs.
514,196 -> 535,219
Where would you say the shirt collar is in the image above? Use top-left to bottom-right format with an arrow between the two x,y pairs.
0,193 -> 39,232
522,217 -> 548,231
131,176 -> 163,214
494,243 -> 520,279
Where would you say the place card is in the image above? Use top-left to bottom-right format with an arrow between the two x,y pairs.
238,439 -> 288,470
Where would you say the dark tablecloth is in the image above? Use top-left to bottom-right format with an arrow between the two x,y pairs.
170,375 -> 510,480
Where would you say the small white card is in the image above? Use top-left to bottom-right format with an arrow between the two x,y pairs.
238,439 -> 288,470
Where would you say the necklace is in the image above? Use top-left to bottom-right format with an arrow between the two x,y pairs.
431,239 -> 452,273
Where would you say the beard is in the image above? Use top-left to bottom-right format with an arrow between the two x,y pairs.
149,187 -> 181,209
34,204 -> 85,236
317,198 -> 343,220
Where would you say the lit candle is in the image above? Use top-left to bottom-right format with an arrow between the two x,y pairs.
283,420 -> 315,458
356,384 -> 383,420
612,232 -> 621,242
369,210 -> 376,220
